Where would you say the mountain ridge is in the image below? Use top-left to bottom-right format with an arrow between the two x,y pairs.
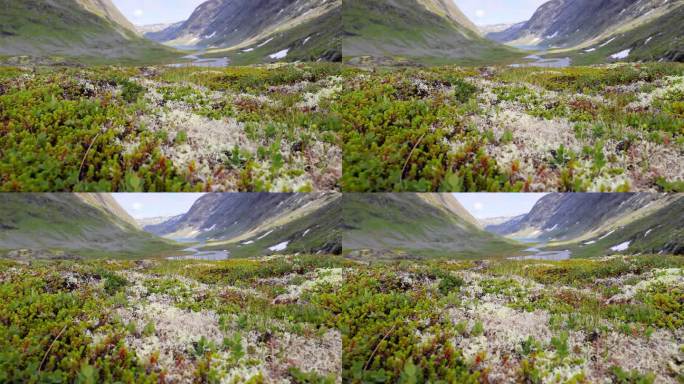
145,0 -> 342,63
0,194 -> 178,259
342,0 -> 521,65
486,193 -> 684,255
145,193 -> 342,256
487,0 -> 684,62
0,0 -> 178,63
342,193 -> 521,259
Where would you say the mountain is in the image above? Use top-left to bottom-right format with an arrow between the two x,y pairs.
145,192 -> 342,256
486,193 -> 657,239
342,0 -> 521,65
478,23 -> 521,35
479,215 -> 524,227
342,193 -> 521,259
75,0 -> 138,33
146,0 -> 342,64
0,194 -> 178,259
487,193 -> 684,256
0,0 -> 178,63
136,216 -> 176,228
136,22 -> 182,35
487,0 -> 684,62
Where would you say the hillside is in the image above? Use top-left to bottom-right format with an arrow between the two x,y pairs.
0,194 -> 178,259
342,193 -> 521,259
486,193 -> 684,256
0,0 -> 179,64
342,0 -> 521,65
486,194 -> 652,239
146,193 -> 342,256
146,0 -> 342,64
555,195 -> 684,256
75,0 -> 138,33
487,0 -> 684,63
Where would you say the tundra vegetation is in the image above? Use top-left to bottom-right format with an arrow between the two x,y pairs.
0,63 -> 344,192
340,63 -> 684,192
1,62 -> 682,192
1,254 -> 682,383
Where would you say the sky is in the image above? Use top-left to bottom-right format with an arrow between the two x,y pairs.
112,0 -> 205,25
113,193 -> 205,219
453,0 -> 549,25
113,0 -> 548,27
453,193 -> 547,219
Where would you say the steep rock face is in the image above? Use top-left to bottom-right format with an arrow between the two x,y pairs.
576,194 -> 684,255
342,193 -> 518,259
0,194 -> 174,258
145,0 -> 341,62
144,193 -> 296,239
144,192 -> 342,255
145,193 -> 327,239
486,193 -> 684,255
342,0 -> 517,64
487,0 -> 683,61
0,0 -> 175,61
486,193 -> 658,240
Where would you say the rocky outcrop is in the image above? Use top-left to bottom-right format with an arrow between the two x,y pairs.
146,0 -> 339,49
486,193 -> 659,239
487,0 -> 680,50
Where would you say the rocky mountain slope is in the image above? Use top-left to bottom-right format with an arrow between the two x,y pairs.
487,193 -> 684,255
75,0 -> 138,33
145,192 -> 342,256
487,0 -> 684,62
486,194 -> 646,239
146,0 -> 341,63
0,194 -> 177,259
342,193 -> 520,259
343,0 -> 520,65
0,0 -> 177,63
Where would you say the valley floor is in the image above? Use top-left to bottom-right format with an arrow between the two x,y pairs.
0,64 -> 343,192
1,254 -> 682,383
341,63 -> 684,192
1,62 -> 682,192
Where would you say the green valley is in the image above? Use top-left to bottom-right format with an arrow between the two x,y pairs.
0,64 -> 344,192
339,63 -> 684,192
1,192 -> 683,383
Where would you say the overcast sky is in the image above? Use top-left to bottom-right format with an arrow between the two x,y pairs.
454,193 -> 547,219
114,0 -> 548,27
113,193 -> 205,219
453,0 -> 547,25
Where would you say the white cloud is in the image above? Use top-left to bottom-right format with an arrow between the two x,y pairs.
132,202 -> 143,211
475,9 -> 486,18
133,9 -> 144,18
474,202 -> 484,211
